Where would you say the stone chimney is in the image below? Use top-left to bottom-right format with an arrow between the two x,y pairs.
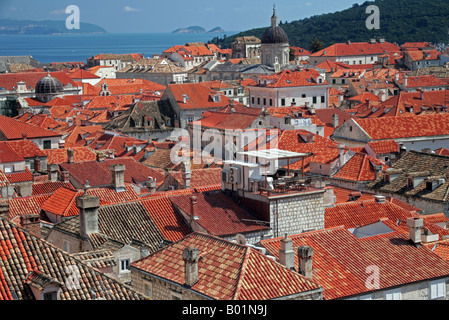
190,196 -> 197,226
374,195 -> 386,203
279,234 -> 295,270
67,148 -> 75,164
407,217 -> 423,246
17,183 -> 33,198
403,75 -> 408,87
182,247 -> 199,287
62,171 -> 70,183
182,161 -> 191,189
20,214 -> 40,236
332,113 -> 339,128
145,176 -> 157,193
373,164 -> 383,180
48,164 -> 59,182
76,194 -> 100,238
297,246 -> 314,279
110,164 -> 126,192
338,144 -> 346,168
0,202 -> 9,218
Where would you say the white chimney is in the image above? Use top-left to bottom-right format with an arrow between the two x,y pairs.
77,195 -> 100,237
279,234 -> 295,270
110,164 -> 126,192
182,247 -> 199,287
407,217 -> 424,245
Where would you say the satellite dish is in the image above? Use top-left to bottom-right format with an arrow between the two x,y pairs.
236,234 -> 246,245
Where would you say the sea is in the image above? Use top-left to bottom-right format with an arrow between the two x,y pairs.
0,32 -> 239,64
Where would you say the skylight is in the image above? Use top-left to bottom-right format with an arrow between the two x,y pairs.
348,221 -> 394,239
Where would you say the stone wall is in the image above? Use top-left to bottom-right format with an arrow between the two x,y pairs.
347,278 -> 449,300
269,190 -> 325,238
131,269 -> 209,300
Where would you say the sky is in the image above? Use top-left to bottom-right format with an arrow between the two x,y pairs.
0,0 -> 365,33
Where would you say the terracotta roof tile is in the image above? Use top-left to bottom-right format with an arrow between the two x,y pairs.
261,224 -> 449,300
170,191 -> 267,237
141,197 -> 191,242
131,232 -> 321,300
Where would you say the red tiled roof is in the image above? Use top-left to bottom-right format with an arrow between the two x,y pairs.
31,181 -> 75,196
406,75 -> 447,88
333,153 -> 387,181
85,186 -> 140,205
0,71 -> 77,91
353,113 -> 449,140
325,200 -> 418,229
366,140 -> 399,154
69,69 -> 100,79
331,186 -> 376,204
405,49 -> 441,62
253,68 -> 328,88
5,168 -> 33,184
141,197 -> 191,242
167,83 -> 230,110
0,143 -> 24,163
170,191 -> 268,237
42,147 -> 97,164
1,194 -> 50,221
0,115 -> 61,140
169,168 -> 222,189
261,223 -> 449,300
40,187 -> 82,217
290,46 -> 311,56
60,157 -> 165,188
131,232 -> 321,300
311,41 -> 400,57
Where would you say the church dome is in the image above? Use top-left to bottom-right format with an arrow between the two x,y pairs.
261,7 -> 289,44
35,73 -> 64,103
36,73 -> 63,95
261,26 -> 289,44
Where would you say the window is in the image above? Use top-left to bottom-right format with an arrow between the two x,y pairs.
281,98 -> 286,106
252,97 -> 255,104
120,259 -> 130,272
43,291 -> 58,300
332,79 -> 336,84
342,79 -> 346,84
144,282 -> 152,298
3,166 -> 13,174
321,96 -> 325,103
269,99 -> 273,106
43,140 -> 52,150
313,96 -> 317,104
257,97 -> 260,105
302,94 -> 306,98
263,98 -> 266,106
385,288 -> 401,300
187,116 -> 194,123
430,279 -> 446,299
63,240 -> 70,253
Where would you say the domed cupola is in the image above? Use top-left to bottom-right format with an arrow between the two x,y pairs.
35,72 -> 64,103
261,6 -> 289,45
260,6 -> 290,69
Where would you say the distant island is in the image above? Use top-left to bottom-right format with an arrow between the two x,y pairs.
0,19 -> 107,35
172,26 -> 225,34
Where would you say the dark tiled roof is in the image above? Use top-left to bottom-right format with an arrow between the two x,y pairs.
52,201 -> 166,253
0,217 -> 145,300
367,151 -> 449,202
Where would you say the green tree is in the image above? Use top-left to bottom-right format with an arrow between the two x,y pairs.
310,38 -> 324,53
